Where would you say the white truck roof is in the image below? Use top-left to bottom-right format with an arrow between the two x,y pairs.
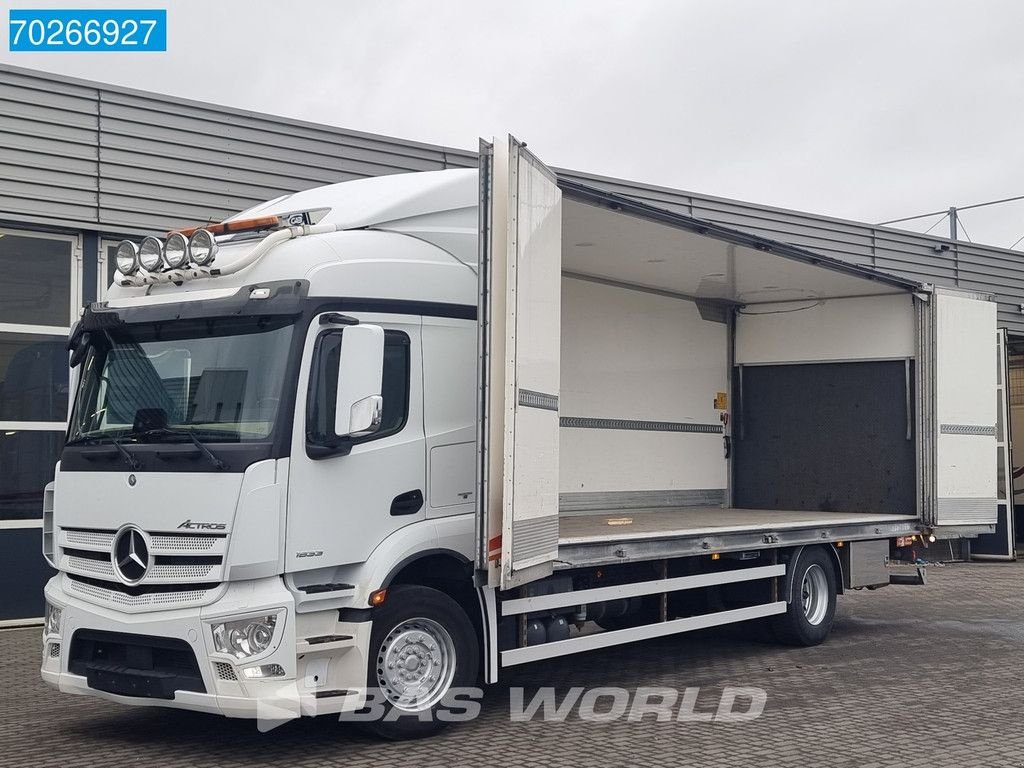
232,168 -> 479,230
105,169 -> 483,308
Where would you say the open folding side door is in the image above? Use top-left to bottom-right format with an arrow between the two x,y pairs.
919,289 -> 1000,530
477,136 -> 563,590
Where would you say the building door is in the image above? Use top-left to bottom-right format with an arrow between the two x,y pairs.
0,229 -> 80,624
973,329 -> 1014,560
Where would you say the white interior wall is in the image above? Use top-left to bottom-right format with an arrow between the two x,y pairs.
735,294 -> 916,365
558,277 -> 728,495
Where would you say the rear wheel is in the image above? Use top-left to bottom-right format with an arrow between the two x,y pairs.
771,547 -> 837,646
363,584 -> 479,740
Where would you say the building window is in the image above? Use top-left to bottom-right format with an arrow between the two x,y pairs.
0,431 -> 65,520
0,233 -> 73,326
0,230 -> 79,523
1010,358 -> 1024,405
0,333 -> 68,422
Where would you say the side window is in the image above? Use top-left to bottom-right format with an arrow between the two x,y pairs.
307,329 -> 410,445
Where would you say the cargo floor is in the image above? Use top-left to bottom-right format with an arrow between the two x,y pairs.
558,506 -> 918,544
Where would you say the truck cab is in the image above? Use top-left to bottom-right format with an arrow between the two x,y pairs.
42,168 -> 484,735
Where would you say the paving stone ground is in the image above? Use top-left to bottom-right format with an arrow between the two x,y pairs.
3,562 -> 1024,767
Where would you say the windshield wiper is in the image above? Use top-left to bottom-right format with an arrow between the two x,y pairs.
65,434 -> 141,469
110,437 -> 141,470
184,429 -> 228,471
134,427 -> 228,471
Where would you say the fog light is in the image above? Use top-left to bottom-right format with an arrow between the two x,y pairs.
162,232 -> 189,269
241,663 -> 285,679
115,240 -> 139,276
189,229 -> 218,266
139,237 -> 164,272
211,614 -> 278,659
44,602 -> 62,636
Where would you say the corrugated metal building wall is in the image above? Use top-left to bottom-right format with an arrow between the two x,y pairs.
0,64 -> 477,236
3,63 -> 1024,331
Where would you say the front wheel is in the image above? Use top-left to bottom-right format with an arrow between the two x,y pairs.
362,584 -> 479,740
771,546 -> 837,646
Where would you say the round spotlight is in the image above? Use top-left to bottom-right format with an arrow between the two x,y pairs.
139,237 -> 164,272
189,229 -> 218,267
163,232 -> 189,270
115,240 -> 139,276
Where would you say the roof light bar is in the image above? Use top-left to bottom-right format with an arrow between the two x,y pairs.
115,219 -> 342,287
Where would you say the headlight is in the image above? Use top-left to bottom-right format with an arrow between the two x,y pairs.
162,232 -> 190,269
138,236 -> 164,272
189,229 -> 218,267
211,614 -> 278,659
44,603 -> 62,636
115,241 -> 139,276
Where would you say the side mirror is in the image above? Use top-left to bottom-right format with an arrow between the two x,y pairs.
335,324 -> 385,438
68,331 -> 91,368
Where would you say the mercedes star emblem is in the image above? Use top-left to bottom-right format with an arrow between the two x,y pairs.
112,525 -> 150,584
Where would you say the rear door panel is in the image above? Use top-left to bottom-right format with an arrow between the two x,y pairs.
928,291 -> 999,527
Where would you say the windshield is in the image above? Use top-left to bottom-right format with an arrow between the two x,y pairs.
68,316 -> 294,444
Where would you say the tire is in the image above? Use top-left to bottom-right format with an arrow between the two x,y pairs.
771,547 -> 837,646
362,584 -> 479,740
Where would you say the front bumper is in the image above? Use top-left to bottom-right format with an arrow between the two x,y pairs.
41,574 -> 372,720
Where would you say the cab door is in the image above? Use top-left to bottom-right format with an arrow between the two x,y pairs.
477,135 -> 563,589
286,313 -> 424,572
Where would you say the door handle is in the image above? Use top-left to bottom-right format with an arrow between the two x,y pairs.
390,489 -> 424,516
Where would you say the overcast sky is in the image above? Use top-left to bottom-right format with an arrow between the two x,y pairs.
4,0 -> 1024,248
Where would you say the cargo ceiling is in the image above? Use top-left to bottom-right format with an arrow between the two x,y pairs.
559,180 -> 922,304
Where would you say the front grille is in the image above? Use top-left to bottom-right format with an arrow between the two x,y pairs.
64,528 -> 224,554
58,527 -> 227,592
66,554 -> 117,579
66,573 -> 215,611
63,529 -> 115,549
49,642 -> 61,658
69,629 -> 205,699
64,555 -> 218,583
150,534 -> 220,551
151,563 -> 217,580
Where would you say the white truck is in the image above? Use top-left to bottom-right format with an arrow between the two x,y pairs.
40,137 -> 1002,738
